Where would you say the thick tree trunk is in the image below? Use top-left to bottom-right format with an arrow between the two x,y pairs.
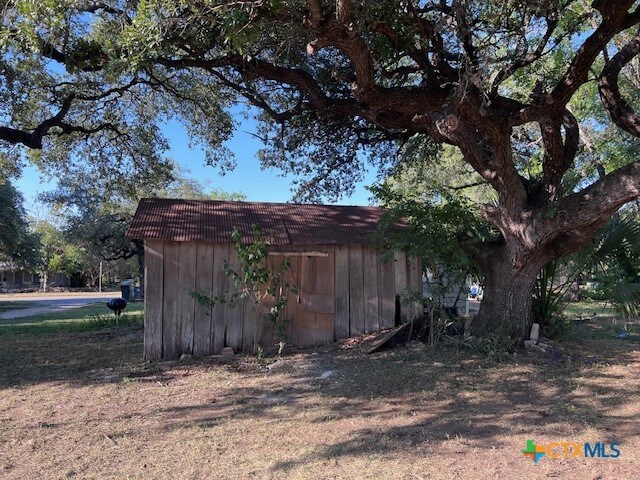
469,243 -> 548,342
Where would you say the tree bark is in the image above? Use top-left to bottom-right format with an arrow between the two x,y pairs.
470,244 -> 545,341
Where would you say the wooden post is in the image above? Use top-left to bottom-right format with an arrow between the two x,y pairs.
212,244 -> 230,354
408,256 -> 423,320
178,243 -> 197,355
144,241 -> 164,360
348,247 -> 365,335
393,251 -> 408,323
193,243 -> 214,356
225,247 -> 244,351
363,249 -> 380,333
378,254 -> 395,329
334,247 -> 350,339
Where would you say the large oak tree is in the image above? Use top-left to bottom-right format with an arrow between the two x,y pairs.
3,0 -> 640,340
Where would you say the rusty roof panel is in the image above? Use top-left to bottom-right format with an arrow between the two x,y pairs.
125,198 -> 406,246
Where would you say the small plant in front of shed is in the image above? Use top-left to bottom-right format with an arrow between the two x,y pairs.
191,224 -> 297,349
190,290 -> 226,310
226,225 -> 297,344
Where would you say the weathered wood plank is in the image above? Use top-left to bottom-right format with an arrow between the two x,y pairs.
212,244 -> 229,354
193,243 -> 214,356
144,241 -> 163,360
290,252 -> 335,346
293,255 -> 314,346
177,242 -> 197,355
348,247 -> 365,335
283,255 -> 299,344
315,250 -> 334,295
313,312 -> 335,345
393,251 -> 408,323
225,247 -> 244,351
379,253 -> 396,329
300,293 -> 334,314
363,249 -> 380,333
292,309 -> 313,346
334,247 -> 349,339
367,316 -> 428,354
264,249 -> 299,345
299,254 -> 317,297
408,255 -> 424,320
394,251 -> 408,294
242,297 -> 261,352
292,309 -> 333,346
162,242 -> 181,359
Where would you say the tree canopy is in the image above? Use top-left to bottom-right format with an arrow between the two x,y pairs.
0,180 -> 39,266
3,1 -> 640,339
35,169 -> 246,293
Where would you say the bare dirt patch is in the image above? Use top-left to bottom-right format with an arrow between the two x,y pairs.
0,319 -> 638,479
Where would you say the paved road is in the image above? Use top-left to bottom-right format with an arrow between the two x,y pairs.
0,292 -> 124,320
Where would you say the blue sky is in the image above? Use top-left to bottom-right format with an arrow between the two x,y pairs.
16,117 -> 377,212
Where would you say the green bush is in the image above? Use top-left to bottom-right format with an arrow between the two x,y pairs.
473,332 -> 516,363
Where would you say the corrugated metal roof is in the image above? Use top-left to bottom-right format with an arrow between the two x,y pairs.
125,198 -> 406,246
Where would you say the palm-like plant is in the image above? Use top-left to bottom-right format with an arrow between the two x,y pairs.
533,212 -> 640,332
587,216 -> 640,320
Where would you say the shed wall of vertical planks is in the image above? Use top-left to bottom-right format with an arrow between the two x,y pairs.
144,241 -> 422,359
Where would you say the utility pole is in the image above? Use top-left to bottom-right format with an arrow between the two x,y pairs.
99,261 -> 102,293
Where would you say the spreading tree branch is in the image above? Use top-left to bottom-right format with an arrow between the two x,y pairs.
549,0 -> 638,112
599,30 -> 640,137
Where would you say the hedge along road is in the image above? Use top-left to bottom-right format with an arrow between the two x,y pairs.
0,292 -> 121,320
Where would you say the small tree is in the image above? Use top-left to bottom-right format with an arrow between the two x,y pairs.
373,162 -> 486,309
192,225 -> 297,351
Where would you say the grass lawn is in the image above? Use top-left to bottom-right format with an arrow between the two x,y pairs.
0,301 -> 638,479
0,301 -> 39,314
0,302 -> 144,335
563,300 -> 617,319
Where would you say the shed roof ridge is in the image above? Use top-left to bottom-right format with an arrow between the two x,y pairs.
126,198 -> 407,246
139,197 -> 383,210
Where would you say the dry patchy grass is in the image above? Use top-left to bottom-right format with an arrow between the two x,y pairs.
0,310 -> 638,479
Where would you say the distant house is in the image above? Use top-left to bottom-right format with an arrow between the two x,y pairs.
422,272 -> 474,311
126,199 -> 423,360
0,262 -> 41,291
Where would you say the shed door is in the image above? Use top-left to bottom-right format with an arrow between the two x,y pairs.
292,253 -> 335,346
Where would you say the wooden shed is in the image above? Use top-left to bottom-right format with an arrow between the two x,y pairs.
126,199 -> 422,360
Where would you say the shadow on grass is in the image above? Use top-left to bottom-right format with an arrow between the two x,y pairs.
0,303 -> 147,388
1,310 -> 638,474
141,325 -> 640,468
0,326 -> 148,388
155,321 -> 637,474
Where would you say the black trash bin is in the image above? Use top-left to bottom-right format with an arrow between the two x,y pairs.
120,284 -> 130,300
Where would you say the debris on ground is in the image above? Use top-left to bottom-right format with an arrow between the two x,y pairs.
366,317 -> 428,354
